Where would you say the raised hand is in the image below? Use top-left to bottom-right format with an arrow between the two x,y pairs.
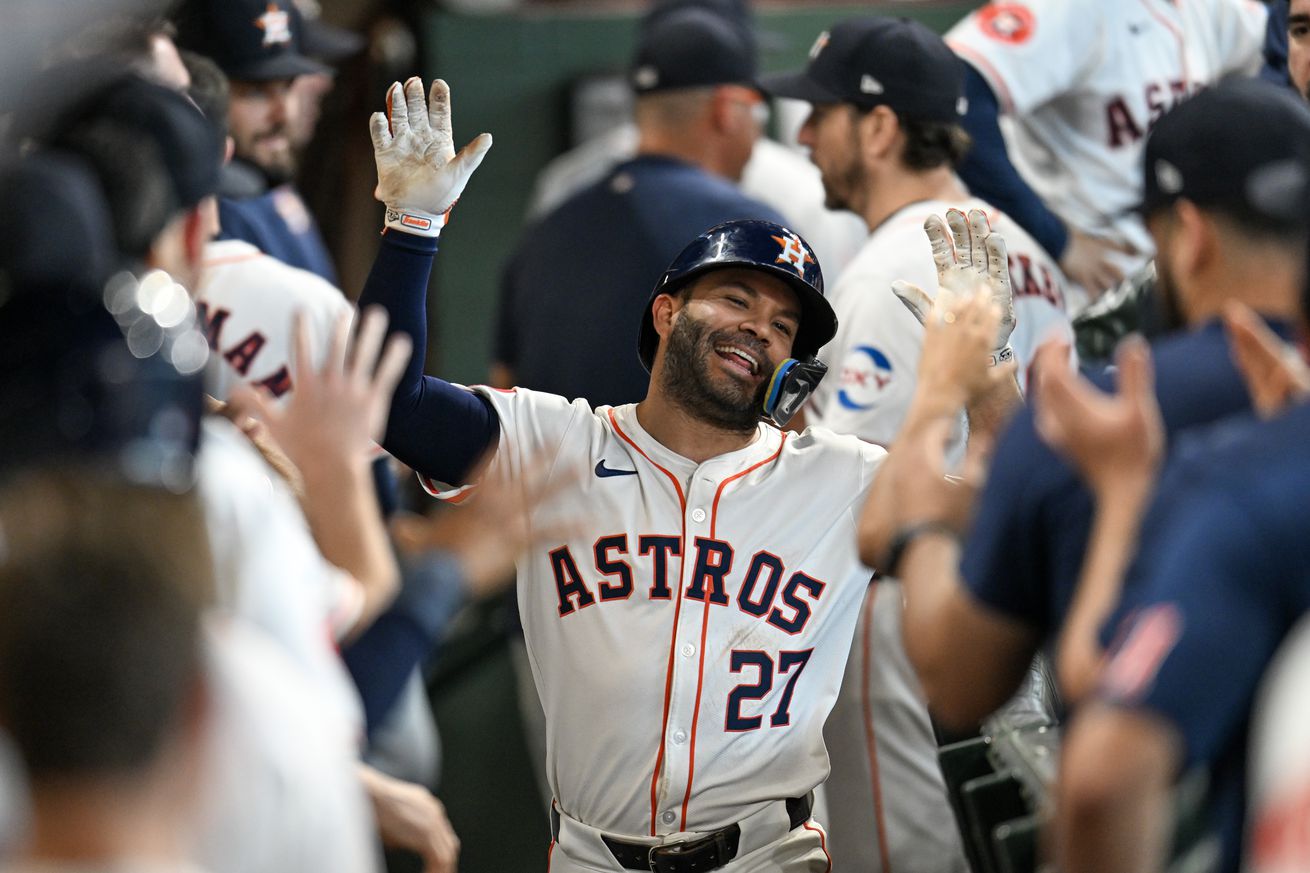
230,306 -> 412,469
1223,300 -> 1310,419
369,77 -> 493,235
892,208 -> 1017,364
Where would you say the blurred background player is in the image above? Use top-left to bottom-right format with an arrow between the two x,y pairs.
761,15 -> 1071,871
175,0 -> 340,284
524,0 -> 867,288
859,77 -> 1310,740
946,0 -> 1267,304
492,4 -> 786,407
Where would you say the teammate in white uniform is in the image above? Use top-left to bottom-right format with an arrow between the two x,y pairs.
764,17 -> 1069,872
195,240 -> 353,404
359,77 -> 1019,872
947,0 -> 1266,301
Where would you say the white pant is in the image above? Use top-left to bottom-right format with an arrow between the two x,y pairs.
547,804 -> 832,873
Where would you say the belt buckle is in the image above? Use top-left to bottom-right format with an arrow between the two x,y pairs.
647,838 -> 688,872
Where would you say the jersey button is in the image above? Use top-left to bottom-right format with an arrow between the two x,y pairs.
673,729 -> 687,744
691,508 -> 707,523
661,811 -> 677,825
680,643 -> 695,658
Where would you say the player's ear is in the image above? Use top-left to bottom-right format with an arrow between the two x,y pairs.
1171,199 -> 1212,279
651,292 -> 681,341
708,87 -> 733,133
859,104 -> 901,163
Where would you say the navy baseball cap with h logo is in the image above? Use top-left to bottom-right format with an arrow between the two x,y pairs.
175,0 -> 331,82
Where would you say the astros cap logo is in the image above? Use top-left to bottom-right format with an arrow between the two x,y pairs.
808,31 -> 830,61
978,3 -> 1035,44
771,232 -> 814,276
254,2 -> 293,47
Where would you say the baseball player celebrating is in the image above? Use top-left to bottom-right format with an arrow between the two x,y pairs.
356,77 -> 1012,872
947,0 -> 1267,301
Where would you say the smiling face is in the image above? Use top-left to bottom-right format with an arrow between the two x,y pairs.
654,267 -> 802,432
228,78 -> 298,183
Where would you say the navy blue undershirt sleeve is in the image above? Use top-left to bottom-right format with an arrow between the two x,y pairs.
357,230 -> 499,485
342,550 -> 468,735
957,64 -> 1069,261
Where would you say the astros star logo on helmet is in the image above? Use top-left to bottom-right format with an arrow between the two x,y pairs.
771,232 -> 815,276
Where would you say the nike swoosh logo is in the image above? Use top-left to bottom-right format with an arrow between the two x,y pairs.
595,460 -> 638,478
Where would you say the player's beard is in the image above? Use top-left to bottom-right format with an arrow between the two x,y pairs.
819,130 -> 867,214
1152,250 -> 1188,333
660,311 -> 768,434
236,126 -> 298,186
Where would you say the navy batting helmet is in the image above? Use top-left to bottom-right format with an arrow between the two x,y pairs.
637,219 -> 837,371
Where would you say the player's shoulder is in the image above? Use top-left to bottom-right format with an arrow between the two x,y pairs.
841,207 -> 936,281
1172,401 -> 1310,502
786,423 -> 887,472
947,0 -> 1110,41
468,383 -> 603,427
202,239 -> 347,303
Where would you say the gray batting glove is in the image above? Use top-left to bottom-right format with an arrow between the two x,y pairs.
891,208 -> 1017,366
369,77 -> 493,237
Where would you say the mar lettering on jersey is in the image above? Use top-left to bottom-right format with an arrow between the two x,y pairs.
196,301 -> 293,397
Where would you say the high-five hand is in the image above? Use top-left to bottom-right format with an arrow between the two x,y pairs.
369,77 -> 493,236
892,208 -> 1017,366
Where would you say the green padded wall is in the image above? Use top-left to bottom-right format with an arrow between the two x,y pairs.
419,2 -> 979,384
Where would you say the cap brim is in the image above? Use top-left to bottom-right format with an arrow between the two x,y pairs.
758,69 -> 841,104
303,20 -> 366,62
226,51 -> 332,82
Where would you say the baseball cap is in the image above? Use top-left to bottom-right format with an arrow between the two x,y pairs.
1135,77 -> 1310,225
761,16 -> 966,122
37,68 -> 223,211
0,153 -> 116,297
173,0 -> 331,82
629,6 -> 759,95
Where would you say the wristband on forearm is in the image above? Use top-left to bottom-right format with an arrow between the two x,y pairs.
989,344 -> 1015,367
883,519 -> 961,578
384,206 -> 447,238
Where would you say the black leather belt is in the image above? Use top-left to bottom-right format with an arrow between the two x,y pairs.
551,794 -> 812,873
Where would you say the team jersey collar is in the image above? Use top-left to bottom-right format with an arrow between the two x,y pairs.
611,402 -> 783,476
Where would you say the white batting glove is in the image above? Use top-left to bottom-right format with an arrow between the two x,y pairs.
369,77 -> 493,237
891,208 -> 1017,366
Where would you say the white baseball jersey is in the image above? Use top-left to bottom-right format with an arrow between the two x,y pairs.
195,617 -> 379,873
1246,615 -> 1310,873
195,239 -> 354,404
197,418 -> 363,722
808,197 -> 1068,873
948,0 -> 1266,276
807,196 -> 1073,457
822,580 -> 967,873
424,391 -> 884,841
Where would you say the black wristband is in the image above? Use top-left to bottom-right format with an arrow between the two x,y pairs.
882,520 -> 961,578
